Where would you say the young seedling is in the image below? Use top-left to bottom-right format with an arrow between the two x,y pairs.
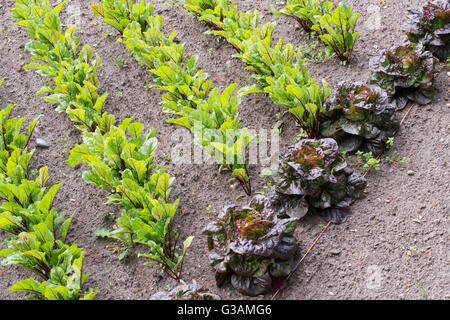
298,37 -> 335,63
356,151 -> 380,172
385,150 -> 411,165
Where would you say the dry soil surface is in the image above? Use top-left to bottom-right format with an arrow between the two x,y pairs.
0,0 -> 448,300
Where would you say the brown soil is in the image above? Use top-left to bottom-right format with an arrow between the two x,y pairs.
0,0 -> 448,300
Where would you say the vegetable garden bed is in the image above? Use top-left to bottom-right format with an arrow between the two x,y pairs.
0,0 -> 448,300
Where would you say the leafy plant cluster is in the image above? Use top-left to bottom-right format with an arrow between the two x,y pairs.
91,0 -> 254,195
403,0 -> 450,60
203,195 -> 299,296
12,0 -> 193,283
369,0 -> 448,109
0,84 -> 97,300
268,138 -> 367,224
180,1 -> 403,158
369,40 -> 440,110
320,81 -> 399,156
180,0 -> 332,140
272,0 -> 361,63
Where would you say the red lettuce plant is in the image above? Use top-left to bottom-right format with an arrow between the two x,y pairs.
369,40 -> 439,110
403,0 -> 450,60
320,81 -> 399,156
268,138 -> 367,224
203,196 -> 299,296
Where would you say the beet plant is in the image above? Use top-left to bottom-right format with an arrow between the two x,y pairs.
67,118 -> 193,280
263,60 -> 331,139
271,0 -> 333,33
320,81 -> 399,156
273,0 -> 361,63
267,138 -> 367,224
12,1 -> 107,133
403,0 -> 450,60
203,195 -> 299,296
369,40 -> 440,109
310,3 -> 360,63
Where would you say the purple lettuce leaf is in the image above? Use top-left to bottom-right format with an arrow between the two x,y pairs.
230,273 -> 272,297
202,196 -> 300,296
369,40 -> 439,106
321,81 -> 399,156
269,138 -> 367,224
403,0 -> 450,59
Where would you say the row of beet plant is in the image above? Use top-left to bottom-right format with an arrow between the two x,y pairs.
0,80 -> 98,299
11,0 -> 193,282
272,0 -> 361,63
179,0 -> 403,157
176,0 -> 447,297
181,0 -> 348,151
91,0 -> 254,195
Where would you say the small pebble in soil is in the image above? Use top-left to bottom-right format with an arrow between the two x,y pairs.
36,138 -> 49,148
407,170 -> 415,176
329,249 -> 341,256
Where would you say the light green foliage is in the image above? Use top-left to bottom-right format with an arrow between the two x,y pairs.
384,150 -> 410,165
13,0 -> 193,281
272,0 -> 334,33
311,4 -> 361,63
180,0 -> 331,138
0,105 -> 38,183
67,118 -> 159,194
356,151 -> 380,172
1,232 -> 96,300
262,60 -> 331,138
12,0 -> 107,133
385,137 -> 395,150
67,118 -> 187,271
92,0 -> 253,194
273,0 -> 361,63
0,102 -> 97,300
